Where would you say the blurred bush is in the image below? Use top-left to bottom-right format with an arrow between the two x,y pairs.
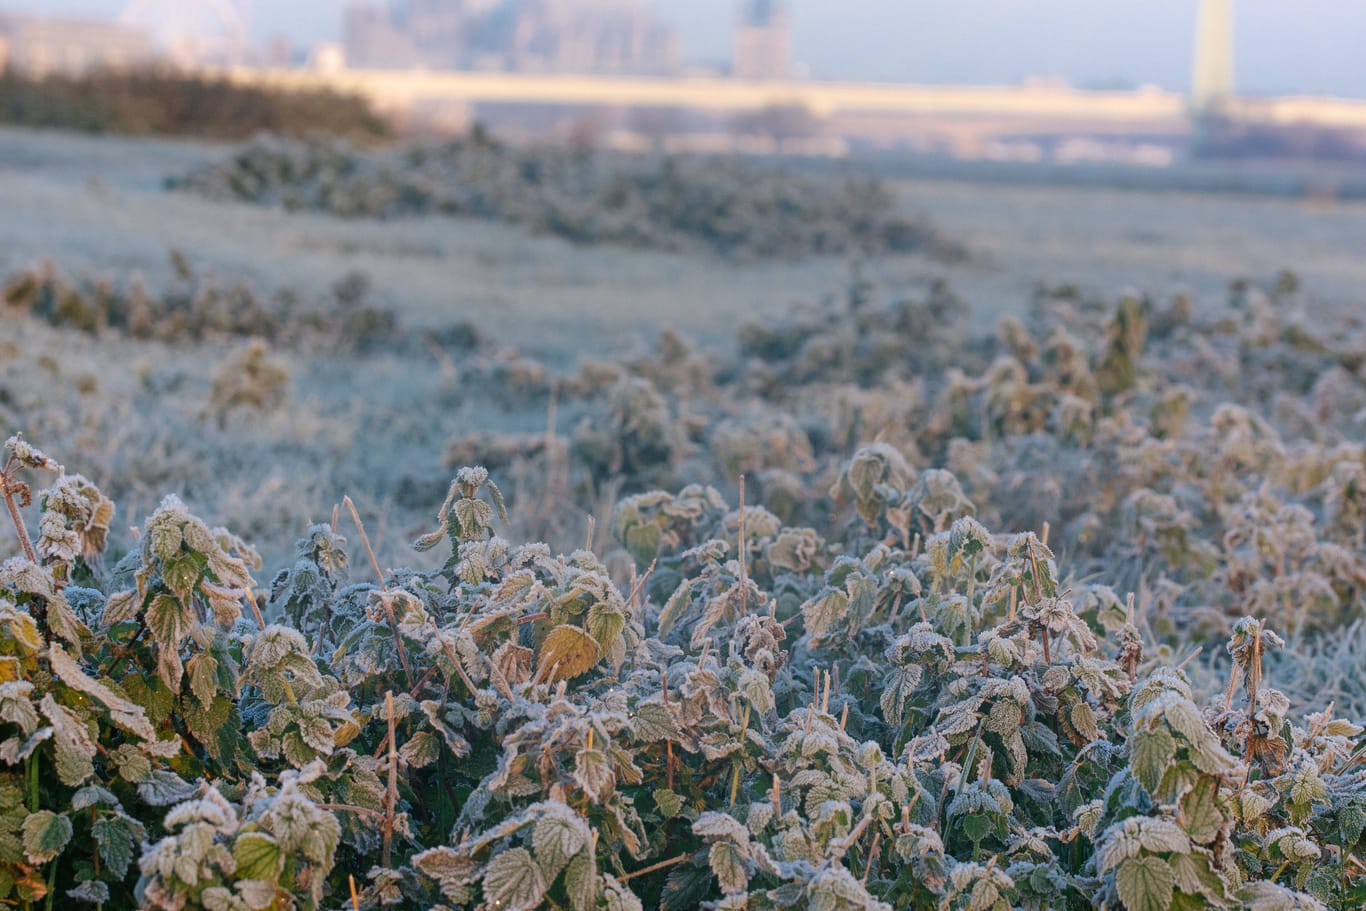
0,67 -> 390,142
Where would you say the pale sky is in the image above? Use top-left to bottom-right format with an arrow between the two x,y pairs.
10,0 -> 1366,97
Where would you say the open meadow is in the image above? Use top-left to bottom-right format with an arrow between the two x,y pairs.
1,124 -> 1365,909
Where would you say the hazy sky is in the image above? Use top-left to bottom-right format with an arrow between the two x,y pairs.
11,0 -> 1366,97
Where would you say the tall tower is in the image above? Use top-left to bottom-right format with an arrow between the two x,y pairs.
1191,0 -> 1234,110
734,0 -> 790,81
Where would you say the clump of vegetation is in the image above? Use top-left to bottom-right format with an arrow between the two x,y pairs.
170,131 -> 968,261
209,340 -> 290,425
0,67 -> 390,141
1,253 -> 403,353
0,425 -> 1360,910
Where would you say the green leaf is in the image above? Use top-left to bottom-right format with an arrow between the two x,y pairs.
1115,856 -> 1175,911
533,811 -> 587,880
1130,729 -> 1176,795
962,812 -> 993,844
21,810 -> 71,864
146,593 -> 192,648
483,847 -> 547,911
573,748 -> 615,804
47,645 -> 156,742
187,653 -> 219,707
709,841 -> 749,895
162,554 -> 200,597
880,665 -> 923,728
39,694 -> 95,786
800,587 -> 848,640
1178,776 -> 1224,845
1340,801 -> 1366,847
414,845 -> 479,897
233,832 -> 282,881
585,602 -> 625,650
400,731 -> 441,769
563,853 -> 598,911
295,712 -> 335,755
654,788 -> 683,819
454,497 -> 494,539
631,702 -> 678,742
91,815 -> 140,878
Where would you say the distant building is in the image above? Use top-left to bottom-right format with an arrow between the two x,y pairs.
0,14 -> 158,75
342,0 -> 678,75
733,0 -> 790,81
492,0 -> 678,75
1191,0 -> 1234,110
308,43 -> 347,74
343,4 -> 422,70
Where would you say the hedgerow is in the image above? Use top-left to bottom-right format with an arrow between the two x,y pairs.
0,68 -> 390,142
0,397 -> 1362,910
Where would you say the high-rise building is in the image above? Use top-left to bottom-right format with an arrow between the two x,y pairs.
493,0 -> 677,75
1191,0 -> 1234,110
343,4 -> 418,69
341,0 -> 677,75
0,14 -> 157,75
733,0 -> 790,81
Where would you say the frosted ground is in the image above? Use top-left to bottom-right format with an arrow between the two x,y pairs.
4,124 -> 1366,573
5,127 -> 1366,356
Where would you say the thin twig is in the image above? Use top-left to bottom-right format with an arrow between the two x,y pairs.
379,594 -> 414,687
382,690 -> 397,868
1175,645 -> 1203,671
0,464 -> 37,565
738,474 -> 748,613
243,586 -> 267,631
344,495 -> 414,686
833,811 -> 875,859
628,559 -> 658,610
862,830 -> 883,884
618,852 -> 691,883
343,495 -> 385,586
371,663 -> 442,759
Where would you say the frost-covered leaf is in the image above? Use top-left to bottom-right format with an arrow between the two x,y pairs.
537,625 -> 601,682
709,841 -> 748,895
68,880 -> 110,904
654,789 -> 683,819
1115,856 -> 1175,911
400,731 -> 442,769
138,770 -> 198,806
40,694 -> 95,786
573,748 -> 615,804
483,847 -> 547,911
91,815 -> 141,878
1130,729 -> 1175,796
533,808 -> 588,879
233,832 -> 282,881
21,810 -> 71,864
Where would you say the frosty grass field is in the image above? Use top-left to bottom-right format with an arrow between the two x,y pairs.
0,125 -> 1365,909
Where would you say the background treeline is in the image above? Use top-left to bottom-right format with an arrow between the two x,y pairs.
0,67 -> 390,141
